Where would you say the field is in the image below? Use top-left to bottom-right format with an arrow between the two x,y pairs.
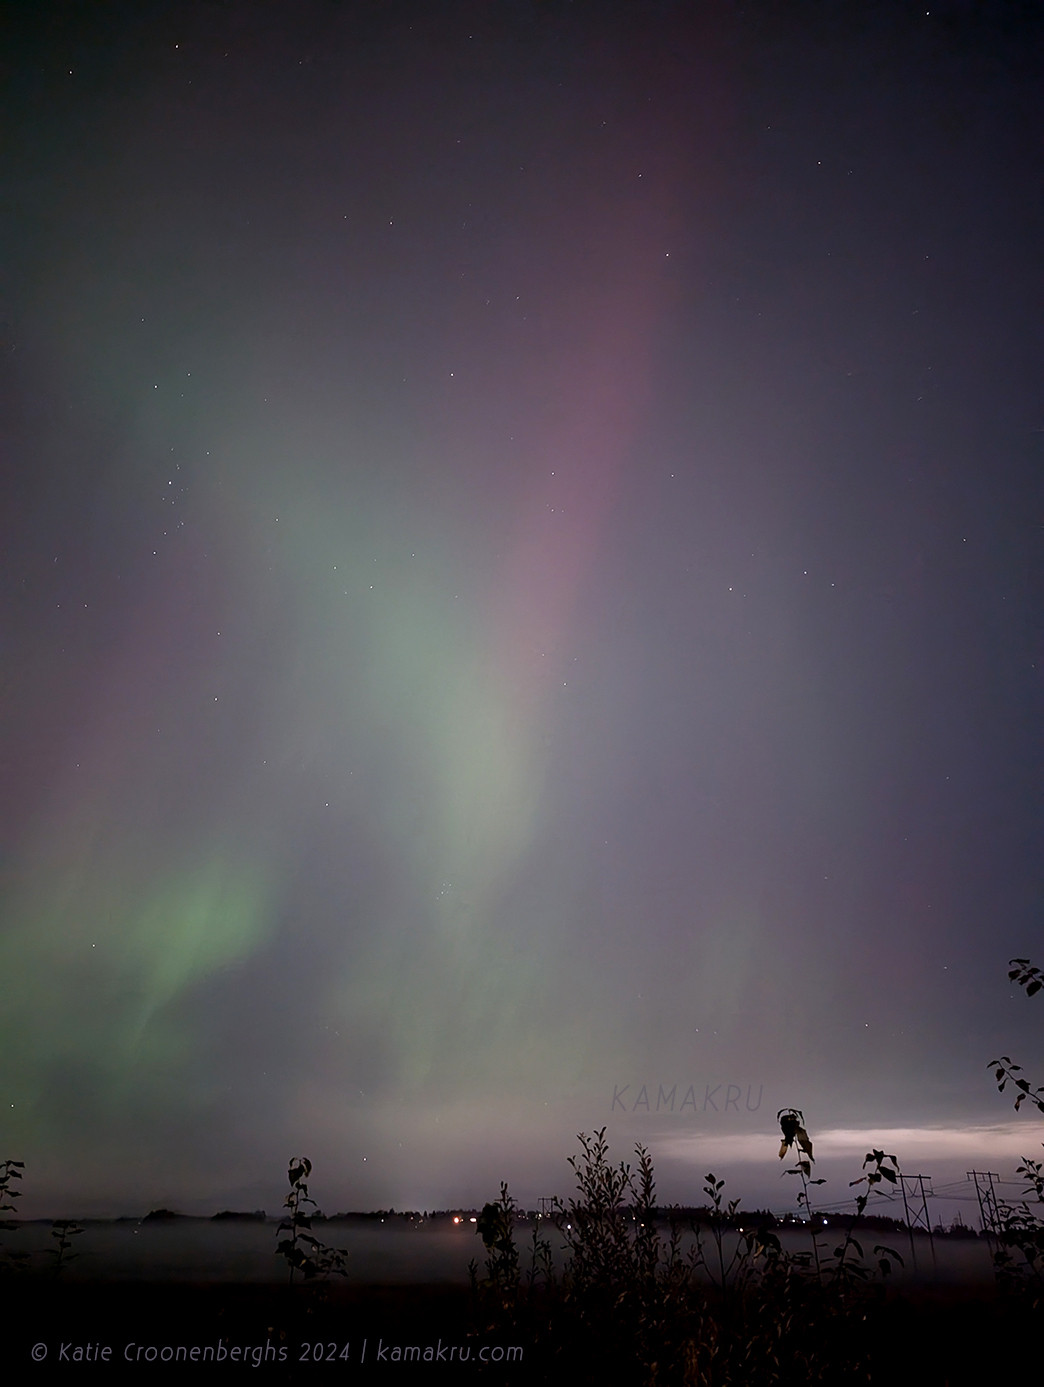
2,1177 -> 1040,1385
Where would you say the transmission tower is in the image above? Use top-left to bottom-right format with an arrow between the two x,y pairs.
967,1170 -> 1002,1236
898,1174 -> 935,1266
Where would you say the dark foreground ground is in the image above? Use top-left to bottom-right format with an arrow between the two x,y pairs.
3,1278 -> 1040,1385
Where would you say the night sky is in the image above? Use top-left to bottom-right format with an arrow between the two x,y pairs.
3,0 -> 1042,1222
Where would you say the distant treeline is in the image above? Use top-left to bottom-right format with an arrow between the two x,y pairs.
122,1205 -> 977,1237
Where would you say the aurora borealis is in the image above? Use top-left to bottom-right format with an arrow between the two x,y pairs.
3,1 -> 1042,1221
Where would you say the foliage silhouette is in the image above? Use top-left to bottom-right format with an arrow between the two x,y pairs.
989,958 -> 1044,1115
776,1108 -> 814,1163
275,1157 -> 349,1284
778,1108 -> 825,1277
469,1125 -> 904,1384
0,1160 -> 28,1275
48,1219 -> 84,1277
986,958 -> 1044,1306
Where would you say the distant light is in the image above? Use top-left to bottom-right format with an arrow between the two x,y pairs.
469,1217 -> 477,1223
453,1216 -> 460,1224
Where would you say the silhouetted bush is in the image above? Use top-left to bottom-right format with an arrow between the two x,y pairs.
469,1127 -> 900,1384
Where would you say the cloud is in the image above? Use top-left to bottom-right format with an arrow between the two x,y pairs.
657,1122 -> 1044,1167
